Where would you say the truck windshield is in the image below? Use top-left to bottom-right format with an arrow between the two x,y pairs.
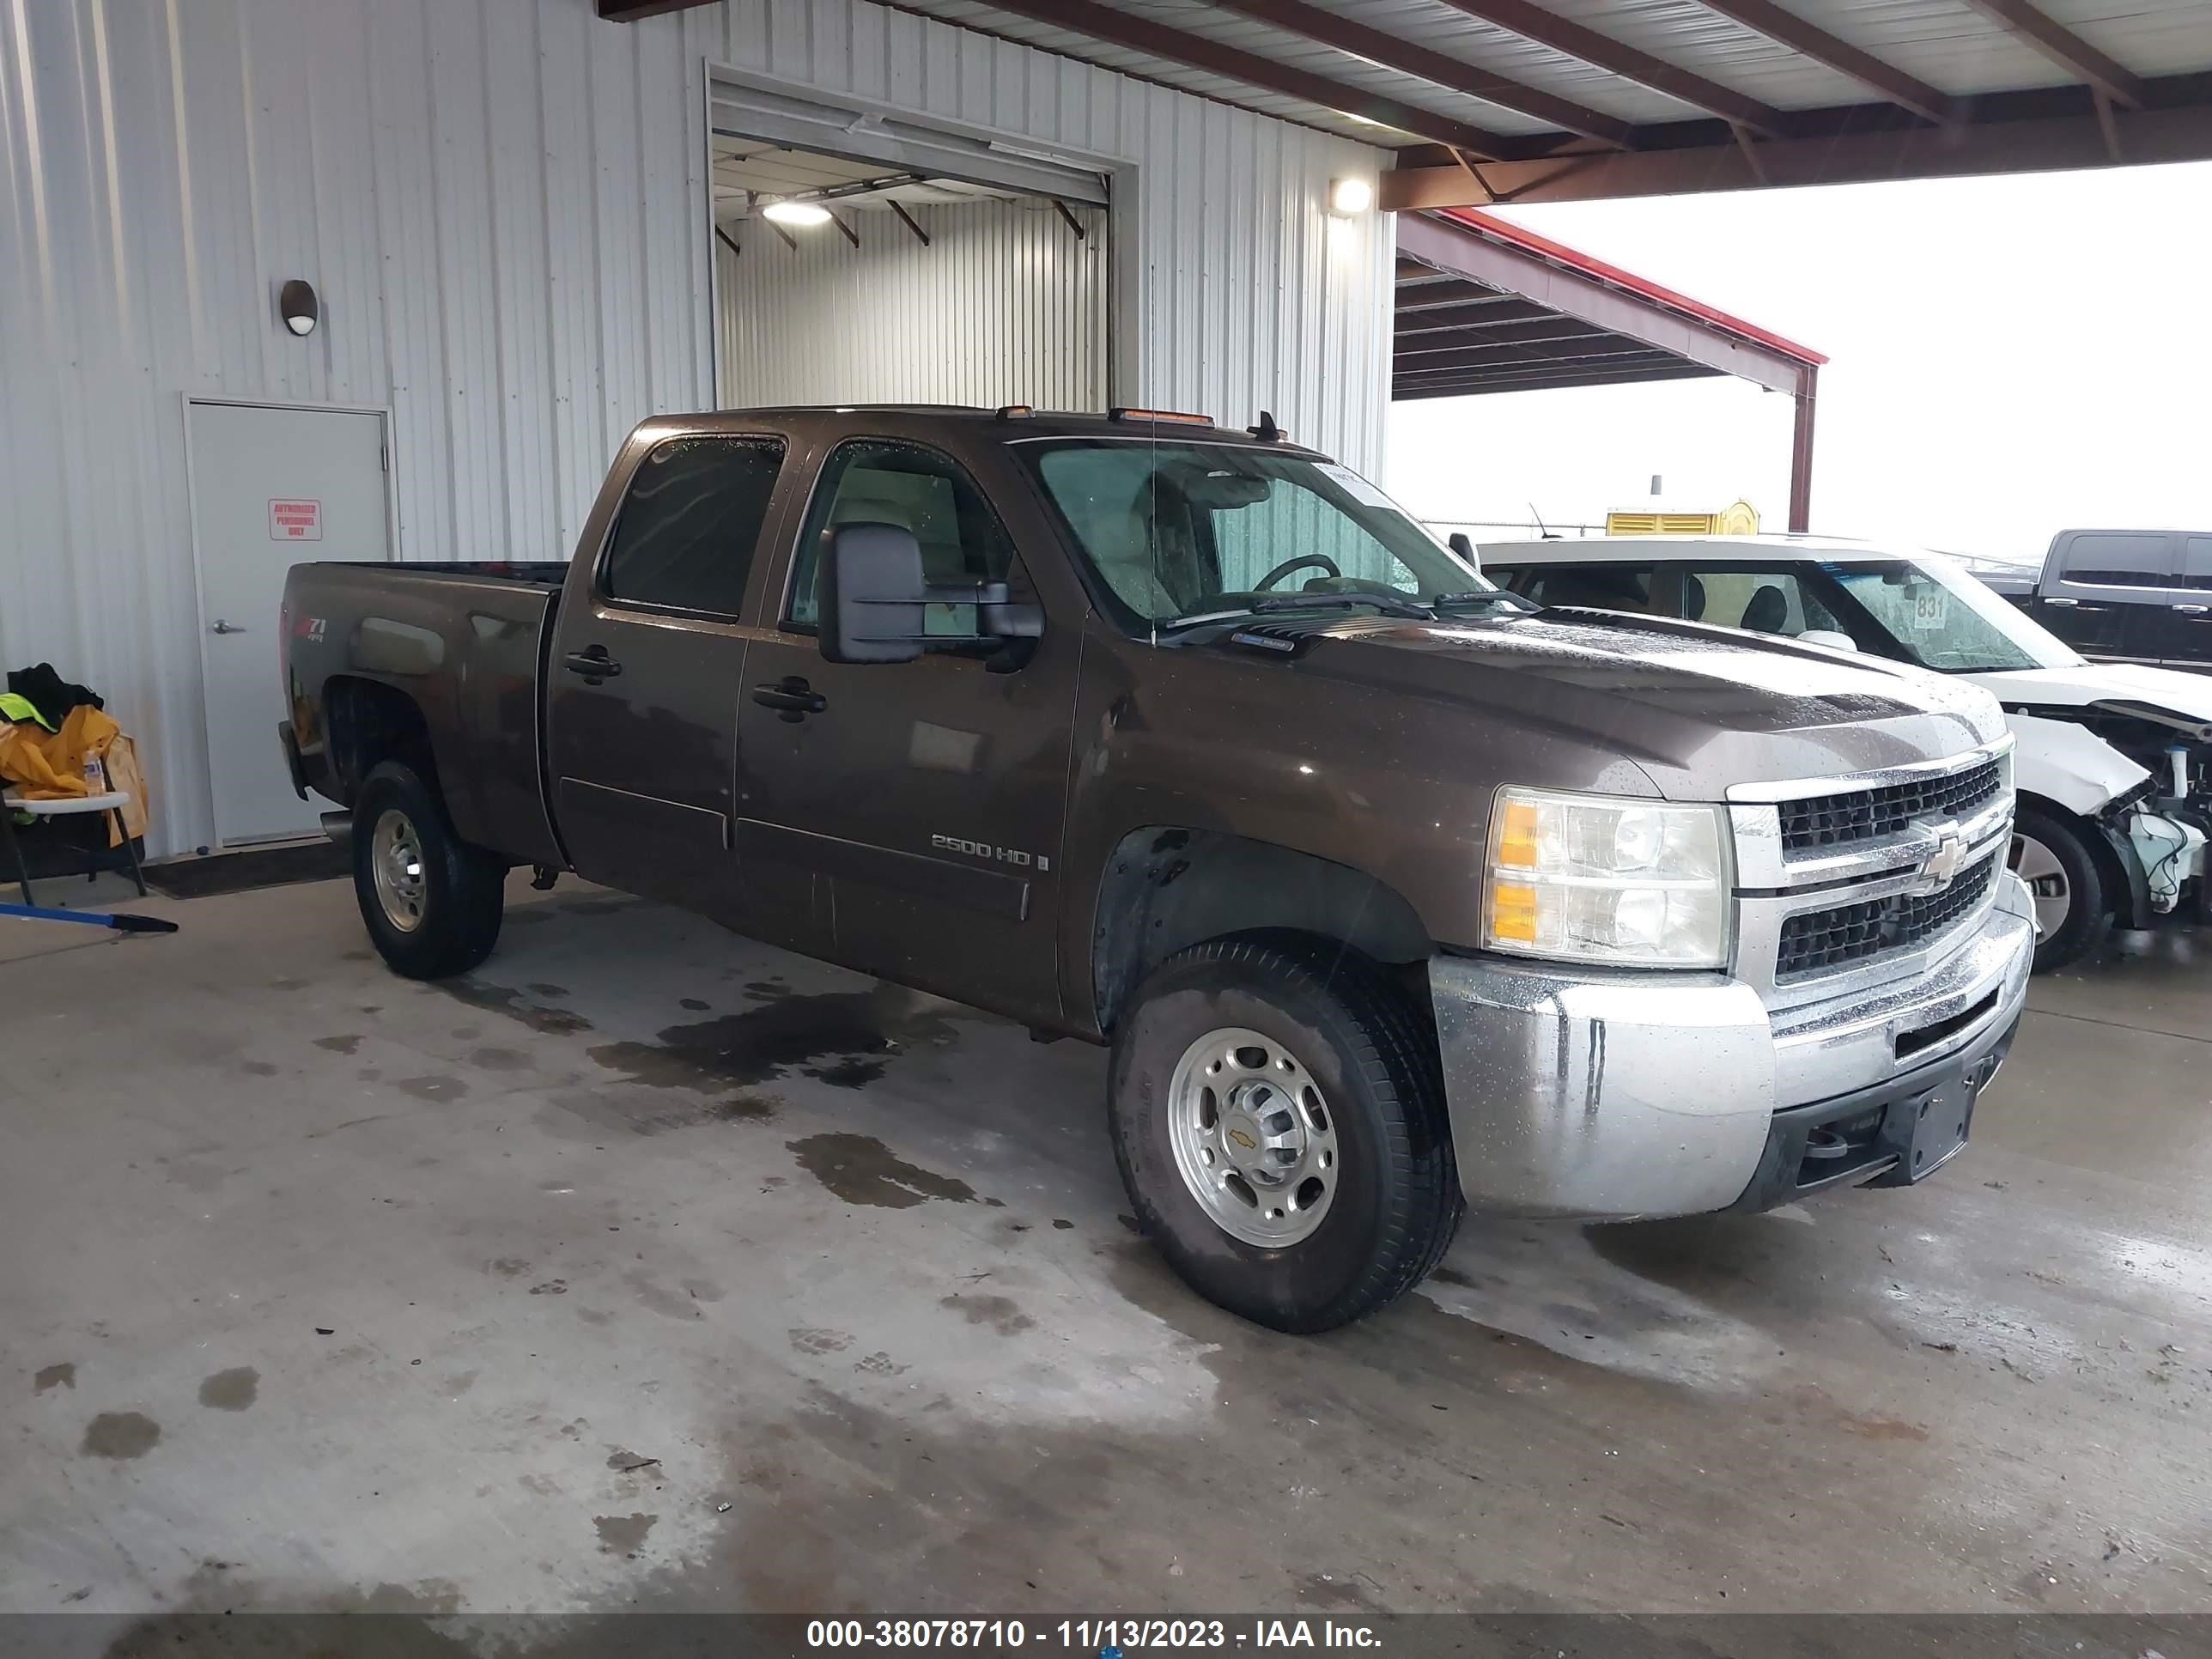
1823,556 -> 2083,672
1014,440 -> 1494,628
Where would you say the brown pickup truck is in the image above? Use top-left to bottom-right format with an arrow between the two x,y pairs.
281,405 -> 2036,1332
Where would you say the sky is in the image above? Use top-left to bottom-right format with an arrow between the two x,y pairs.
1382,159 -> 2212,567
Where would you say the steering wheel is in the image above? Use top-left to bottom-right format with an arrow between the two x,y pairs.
1254,554 -> 1341,592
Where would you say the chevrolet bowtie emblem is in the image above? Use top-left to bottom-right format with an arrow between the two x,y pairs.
1911,832 -> 1967,895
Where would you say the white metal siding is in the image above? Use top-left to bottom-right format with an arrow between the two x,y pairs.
0,0 -> 1393,858
717,198 -> 1109,410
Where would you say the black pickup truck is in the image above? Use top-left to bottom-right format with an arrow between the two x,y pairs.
280,405 -> 2035,1331
1983,527 -> 2212,672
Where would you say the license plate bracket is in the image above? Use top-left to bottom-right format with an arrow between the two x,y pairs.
1871,1075 -> 1978,1186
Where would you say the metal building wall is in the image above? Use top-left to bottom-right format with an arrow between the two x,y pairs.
0,0 -> 1393,859
717,198 -> 1109,410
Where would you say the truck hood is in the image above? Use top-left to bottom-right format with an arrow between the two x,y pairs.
1969,663 -> 2212,729
1204,609 -> 2005,799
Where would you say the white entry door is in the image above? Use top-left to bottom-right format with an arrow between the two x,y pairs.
189,401 -> 391,845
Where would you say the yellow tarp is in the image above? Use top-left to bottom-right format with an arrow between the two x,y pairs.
0,705 -> 151,845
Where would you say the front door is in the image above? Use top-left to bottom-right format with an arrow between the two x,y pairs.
189,401 -> 392,845
2035,530 -> 2176,665
544,426 -> 799,916
732,436 -> 1079,1025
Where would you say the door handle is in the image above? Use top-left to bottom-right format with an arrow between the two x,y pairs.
210,619 -> 249,635
2042,597 -> 2079,608
2174,605 -> 2210,616
751,677 -> 827,721
563,647 -> 622,681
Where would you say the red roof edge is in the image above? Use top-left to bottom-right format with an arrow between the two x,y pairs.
1438,206 -> 1828,368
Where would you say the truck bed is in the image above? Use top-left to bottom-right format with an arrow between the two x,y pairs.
283,559 -> 566,869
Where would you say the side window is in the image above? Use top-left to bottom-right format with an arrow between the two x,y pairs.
2179,537 -> 2212,592
1522,564 -> 1653,611
787,441 -> 1018,638
2061,532 -> 2173,588
601,435 -> 785,616
1679,568 -> 1838,635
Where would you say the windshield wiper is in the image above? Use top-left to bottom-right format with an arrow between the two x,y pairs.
1428,589 -> 1537,614
1163,592 -> 1433,629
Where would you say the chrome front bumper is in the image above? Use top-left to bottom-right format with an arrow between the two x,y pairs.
1427,872 -> 2038,1220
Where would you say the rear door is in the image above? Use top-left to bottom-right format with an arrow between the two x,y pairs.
731,431 -> 1079,1026
544,424 -> 802,914
2037,532 -> 2176,664
2155,535 -> 2212,672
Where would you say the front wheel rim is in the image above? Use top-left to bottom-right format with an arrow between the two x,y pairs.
371,808 -> 428,934
2009,831 -> 2071,939
1166,1026 -> 1339,1248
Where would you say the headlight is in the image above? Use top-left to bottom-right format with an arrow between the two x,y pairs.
1481,787 -> 1732,969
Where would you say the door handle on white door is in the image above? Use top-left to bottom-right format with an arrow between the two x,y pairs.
2175,605 -> 2210,616
210,619 -> 249,635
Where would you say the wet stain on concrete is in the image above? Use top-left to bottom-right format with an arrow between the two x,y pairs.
744,979 -> 792,1000
680,997 -> 711,1012
607,1448 -> 661,1474
198,1367 -> 259,1412
1052,1218 -> 1074,1231
1297,1572 -> 1391,1613
395,1075 -> 467,1103
939,1293 -> 1035,1336
444,978 -> 592,1036
790,1328 -> 854,1355
240,1060 -> 279,1077
489,1257 -> 531,1279
449,1026 -> 483,1042
530,1279 -> 568,1296
469,1046 -> 531,1072
586,986 -> 960,1097
787,1132 -> 976,1209
527,982 -> 569,999
313,1035 -> 362,1055
34,1362 -> 76,1393
854,1351 -> 908,1376
594,1512 -> 659,1555
626,1271 -> 704,1322
82,1412 -> 161,1459
362,1579 -> 466,1613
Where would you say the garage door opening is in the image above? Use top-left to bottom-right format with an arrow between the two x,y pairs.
709,75 -> 1111,411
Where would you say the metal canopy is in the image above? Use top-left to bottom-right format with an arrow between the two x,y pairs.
605,0 -> 2212,205
1395,209 -> 1826,529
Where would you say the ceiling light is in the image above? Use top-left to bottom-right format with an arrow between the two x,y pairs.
1328,177 -> 1374,216
763,199 -> 831,228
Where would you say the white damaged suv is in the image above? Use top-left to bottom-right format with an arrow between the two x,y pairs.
1480,533 -> 2212,970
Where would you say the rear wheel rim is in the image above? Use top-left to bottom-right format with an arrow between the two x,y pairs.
371,808 -> 427,934
2009,831 -> 2070,939
1166,1026 -> 1339,1248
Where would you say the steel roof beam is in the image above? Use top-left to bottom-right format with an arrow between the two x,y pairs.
1194,0 -> 1635,147
957,0 -> 1526,156
1954,0 -> 2148,108
1432,0 -> 1790,136
597,1 -> 719,19
1395,362 -> 1721,397
1382,87 -> 2212,205
1691,0 -> 1957,125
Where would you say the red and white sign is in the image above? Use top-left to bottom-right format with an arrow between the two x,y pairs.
268,498 -> 323,541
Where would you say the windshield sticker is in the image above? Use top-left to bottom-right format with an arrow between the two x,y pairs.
1315,462 -> 1400,511
1912,587 -> 1948,629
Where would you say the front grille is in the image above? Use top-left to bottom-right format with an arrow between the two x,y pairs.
1780,759 -> 2004,854
1775,854 -> 1999,981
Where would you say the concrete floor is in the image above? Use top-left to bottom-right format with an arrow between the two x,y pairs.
3,876 -> 2210,1627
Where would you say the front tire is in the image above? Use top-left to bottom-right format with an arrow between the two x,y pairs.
2011,806 -> 2107,972
1109,935 -> 1461,1334
352,761 -> 506,980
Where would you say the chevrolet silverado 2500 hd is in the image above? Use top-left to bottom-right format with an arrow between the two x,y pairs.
281,407 -> 2037,1332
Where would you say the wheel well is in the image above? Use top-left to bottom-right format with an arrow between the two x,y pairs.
323,678 -> 438,806
1089,828 -> 1432,1036
2016,789 -> 2136,927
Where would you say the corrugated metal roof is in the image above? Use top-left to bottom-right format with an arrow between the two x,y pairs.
857,0 -> 2212,201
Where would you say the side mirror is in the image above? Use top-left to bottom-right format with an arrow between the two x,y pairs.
1797,629 -> 1859,653
822,523 -> 927,664
819,522 -> 1042,665
1448,532 -> 1475,562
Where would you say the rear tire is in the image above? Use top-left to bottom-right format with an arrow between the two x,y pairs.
352,761 -> 506,980
2011,805 -> 2107,973
1108,934 -> 1461,1334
